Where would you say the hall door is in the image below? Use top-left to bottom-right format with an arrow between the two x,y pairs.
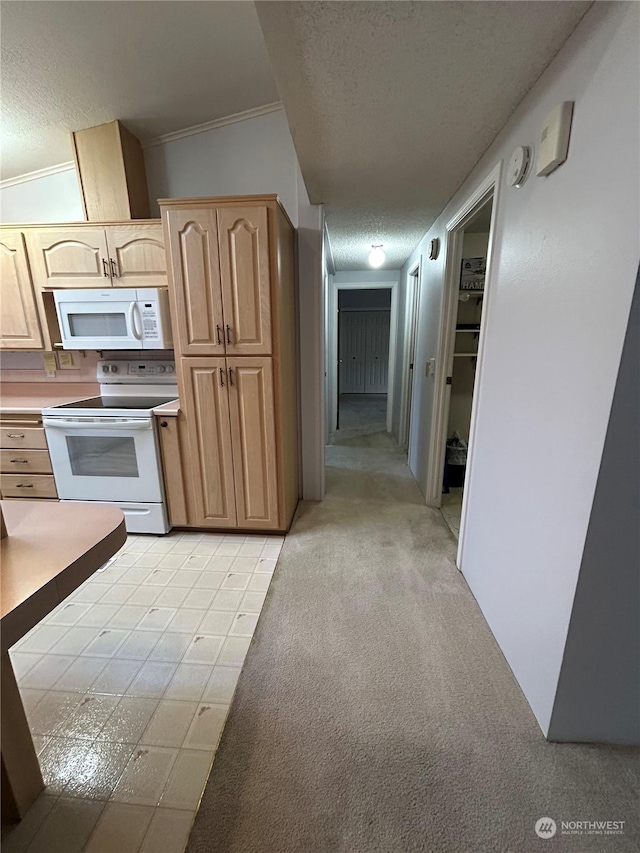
339,310 -> 390,393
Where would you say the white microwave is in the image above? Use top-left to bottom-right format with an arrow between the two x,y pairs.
54,288 -> 173,350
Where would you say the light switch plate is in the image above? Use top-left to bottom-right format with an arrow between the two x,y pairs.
536,101 -> 574,176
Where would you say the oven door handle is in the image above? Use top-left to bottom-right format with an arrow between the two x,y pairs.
128,302 -> 143,340
43,417 -> 152,430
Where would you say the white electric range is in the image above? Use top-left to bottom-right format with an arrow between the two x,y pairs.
42,359 -> 178,534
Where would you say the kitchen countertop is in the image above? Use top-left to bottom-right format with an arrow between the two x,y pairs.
0,383 -> 99,416
152,398 -> 180,416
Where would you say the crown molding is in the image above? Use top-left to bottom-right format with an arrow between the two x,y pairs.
141,102 -> 284,149
0,102 -> 285,187
0,161 -> 76,189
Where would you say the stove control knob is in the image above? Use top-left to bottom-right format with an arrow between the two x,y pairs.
102,365 -> 109,373
157,365 -> 166,374
166,365 -> 175,374
110,365 -> 119,373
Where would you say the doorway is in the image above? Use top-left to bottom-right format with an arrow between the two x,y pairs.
336,288 -> 391,443
328,281 -> 398,446
425,165 -> 499,564
440,198 -> 492,538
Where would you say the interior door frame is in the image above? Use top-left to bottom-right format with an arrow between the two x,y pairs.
329,280 -> 398,434
399,260 -> 422,449
425,162 -> 501,569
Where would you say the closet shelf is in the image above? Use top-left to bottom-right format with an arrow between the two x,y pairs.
453,352 -> 478,357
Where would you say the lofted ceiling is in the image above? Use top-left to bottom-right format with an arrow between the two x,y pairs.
256,1 -> 592,270
0,1 -> 280,179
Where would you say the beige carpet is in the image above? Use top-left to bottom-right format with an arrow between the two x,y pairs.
188,442 -> 639,853
329,393 -> 394,448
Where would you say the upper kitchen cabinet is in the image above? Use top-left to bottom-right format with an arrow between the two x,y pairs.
26,228 -> 110,289
218,206 -> 272,355
163,208 -> 224,355
0,230 -> 43,349
105,225 -> 167,288
162,199 -> 272,356
26,224 -> 167,290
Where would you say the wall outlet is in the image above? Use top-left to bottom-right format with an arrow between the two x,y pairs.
57,351 -> 76,369
42,351 -> 57,378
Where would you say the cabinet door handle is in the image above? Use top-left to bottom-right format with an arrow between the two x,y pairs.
160,421 -> 168,428
228,367 -> 234,387
110,258 -> 118,277
16,483 -> 33,488
219,367 -> 225,387
102,258 -> 110,277
226,325 -> 232,345
216,325 -> 222,346
6,433 -> 25,438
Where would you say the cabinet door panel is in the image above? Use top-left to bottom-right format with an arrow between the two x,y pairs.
0,231 -> 43,349
165,210 -> 224,355
227,358 -> 279,529
218,207 -> 271,355
106,225 -> 166,288
27,229 -> 110,288
181,359 -> 237,527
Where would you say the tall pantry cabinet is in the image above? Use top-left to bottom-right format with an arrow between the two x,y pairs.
160,195 -> 299,532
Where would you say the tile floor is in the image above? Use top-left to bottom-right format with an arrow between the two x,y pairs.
4,530 -> 283,853
441,488 -> 463,538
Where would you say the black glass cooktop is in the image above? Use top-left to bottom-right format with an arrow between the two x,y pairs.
55,396 -> 177,410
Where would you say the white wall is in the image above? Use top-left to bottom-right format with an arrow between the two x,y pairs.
402,1 -> 639,738
144,110 -> 299,224
296,164 -> 325,501
548,270 -> 639,743
0,167 -> 83,223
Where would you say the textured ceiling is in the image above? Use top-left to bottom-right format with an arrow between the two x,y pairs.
0,1 -> 280,179
256,1 -> 591,270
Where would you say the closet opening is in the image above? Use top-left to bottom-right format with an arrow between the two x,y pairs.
440,197 -> 493,539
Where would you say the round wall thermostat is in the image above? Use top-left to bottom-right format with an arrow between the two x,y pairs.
506,145 -> 531,187
429,237 -> 440,260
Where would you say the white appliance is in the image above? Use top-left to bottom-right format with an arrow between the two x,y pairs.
43,359 -> 178,534
54,288 -> 173,350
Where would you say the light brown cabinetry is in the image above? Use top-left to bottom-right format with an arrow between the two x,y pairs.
0,230 -> 44,350
161,195 -> 298,533
156,414 -> 188,528
180,360 -> 238,528
163,209 -> 223,355
226,358 -> 278,528
218,207 -> 272,355
105,225 -> 166,287
26,224 -> 166,290
26,228 -> 110,289
164,205 -> 271,356
0,416 -> 57,500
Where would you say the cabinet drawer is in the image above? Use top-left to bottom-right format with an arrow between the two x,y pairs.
0,426 -> 48,450
1,474 -> 58,499
0,449 -> 53,474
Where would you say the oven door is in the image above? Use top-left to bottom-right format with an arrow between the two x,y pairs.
43,416 -> 163,503
54,289 -> 143,350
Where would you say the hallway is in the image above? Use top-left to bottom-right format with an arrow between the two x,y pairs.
329,393 -> 394,448
188,444 -> 639,852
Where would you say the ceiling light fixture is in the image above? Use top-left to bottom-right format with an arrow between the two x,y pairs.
368,244 -> 385,268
